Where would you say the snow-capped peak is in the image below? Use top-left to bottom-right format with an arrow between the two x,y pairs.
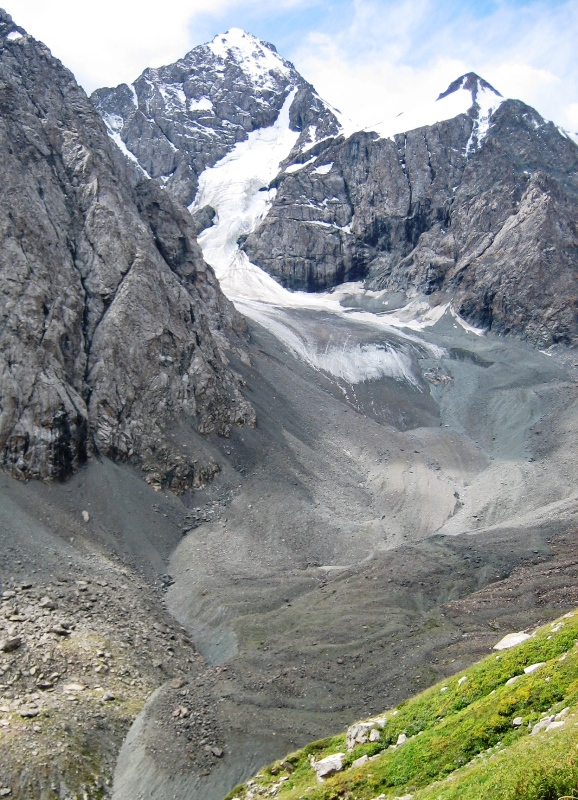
437,72 -> 502,104
207,28 -> 292,88
369,72 -> 505,151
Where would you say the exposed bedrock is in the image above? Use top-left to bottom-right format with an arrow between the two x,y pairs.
244,94 -> 578,346
91,30 -> 342,206
0,11 -> 254,486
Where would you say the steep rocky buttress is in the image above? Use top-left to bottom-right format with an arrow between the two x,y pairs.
91,28 -> 343,207
0,11 -> 254,489
242,75 -> 578,346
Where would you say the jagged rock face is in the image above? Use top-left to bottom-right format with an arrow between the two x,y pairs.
243,78 -> 578,346
91,29 -> 342,206
395,102 -> 578,344
0,11 -> 254,488
242,91 -> 483,292
244,111 -> 475,291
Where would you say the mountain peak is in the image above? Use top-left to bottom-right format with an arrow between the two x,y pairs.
92,25 -> 342,205
437,72 -> 502,103
368,71 -> 504,143
209,28 -> 278,54
206,28 -> 291,87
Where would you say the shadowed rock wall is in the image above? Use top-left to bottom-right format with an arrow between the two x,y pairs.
244,89 -> 578,346
0,11 -> 254,488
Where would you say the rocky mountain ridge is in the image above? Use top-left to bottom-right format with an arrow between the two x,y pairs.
0,10 -> 254,488
91,28 -> 344,207
243,74 -> 578,346
92,33 -> 578,347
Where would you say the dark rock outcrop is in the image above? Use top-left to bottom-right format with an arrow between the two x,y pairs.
243,76 -> 578,346
0,11 -> 254,488
91,29 -> 342,206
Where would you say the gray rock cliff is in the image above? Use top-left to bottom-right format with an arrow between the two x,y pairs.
243,75 -> 578,346
0,10 -> 254,488
91,29 -> 342,206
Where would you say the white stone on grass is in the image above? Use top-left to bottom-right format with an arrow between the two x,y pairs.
531,715 -> 556,735
493,632 -> 531,650
524,662 -> 546,674
346,721 -> 379,750
545,720 -> 566,732
310,753 -> 344,781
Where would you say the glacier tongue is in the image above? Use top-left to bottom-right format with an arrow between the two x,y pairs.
236,302 -> 420,386
190,89 -> 300,302
190,90 -> 447,387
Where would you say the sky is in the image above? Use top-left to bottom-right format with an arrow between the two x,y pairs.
4,0 -> 578,133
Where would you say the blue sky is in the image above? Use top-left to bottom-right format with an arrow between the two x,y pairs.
186,0 -> 357,54
5,0 -> 578,132
187,0 -> 567,55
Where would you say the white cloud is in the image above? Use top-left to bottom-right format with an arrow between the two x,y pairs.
2,0 -> 324,91
2,0 -> 235,90
289,0 -> 578,131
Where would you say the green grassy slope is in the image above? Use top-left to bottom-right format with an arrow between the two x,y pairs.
224,612 -> 578,800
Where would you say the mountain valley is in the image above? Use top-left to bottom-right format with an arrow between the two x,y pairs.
0,9 -> 578,800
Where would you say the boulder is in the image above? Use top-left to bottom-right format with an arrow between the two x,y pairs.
310,753 -> 344,780
493,632 -> 531,650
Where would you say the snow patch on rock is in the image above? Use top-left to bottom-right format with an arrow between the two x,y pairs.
285,157 -> 315,174
189,96 -> 213,113
208,28 -> 291,90
102,113 -> 152,179
158,83 -> 186,107
312,162 -> 333,176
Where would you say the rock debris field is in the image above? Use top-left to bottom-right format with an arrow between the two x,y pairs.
2,313 -> 578,800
